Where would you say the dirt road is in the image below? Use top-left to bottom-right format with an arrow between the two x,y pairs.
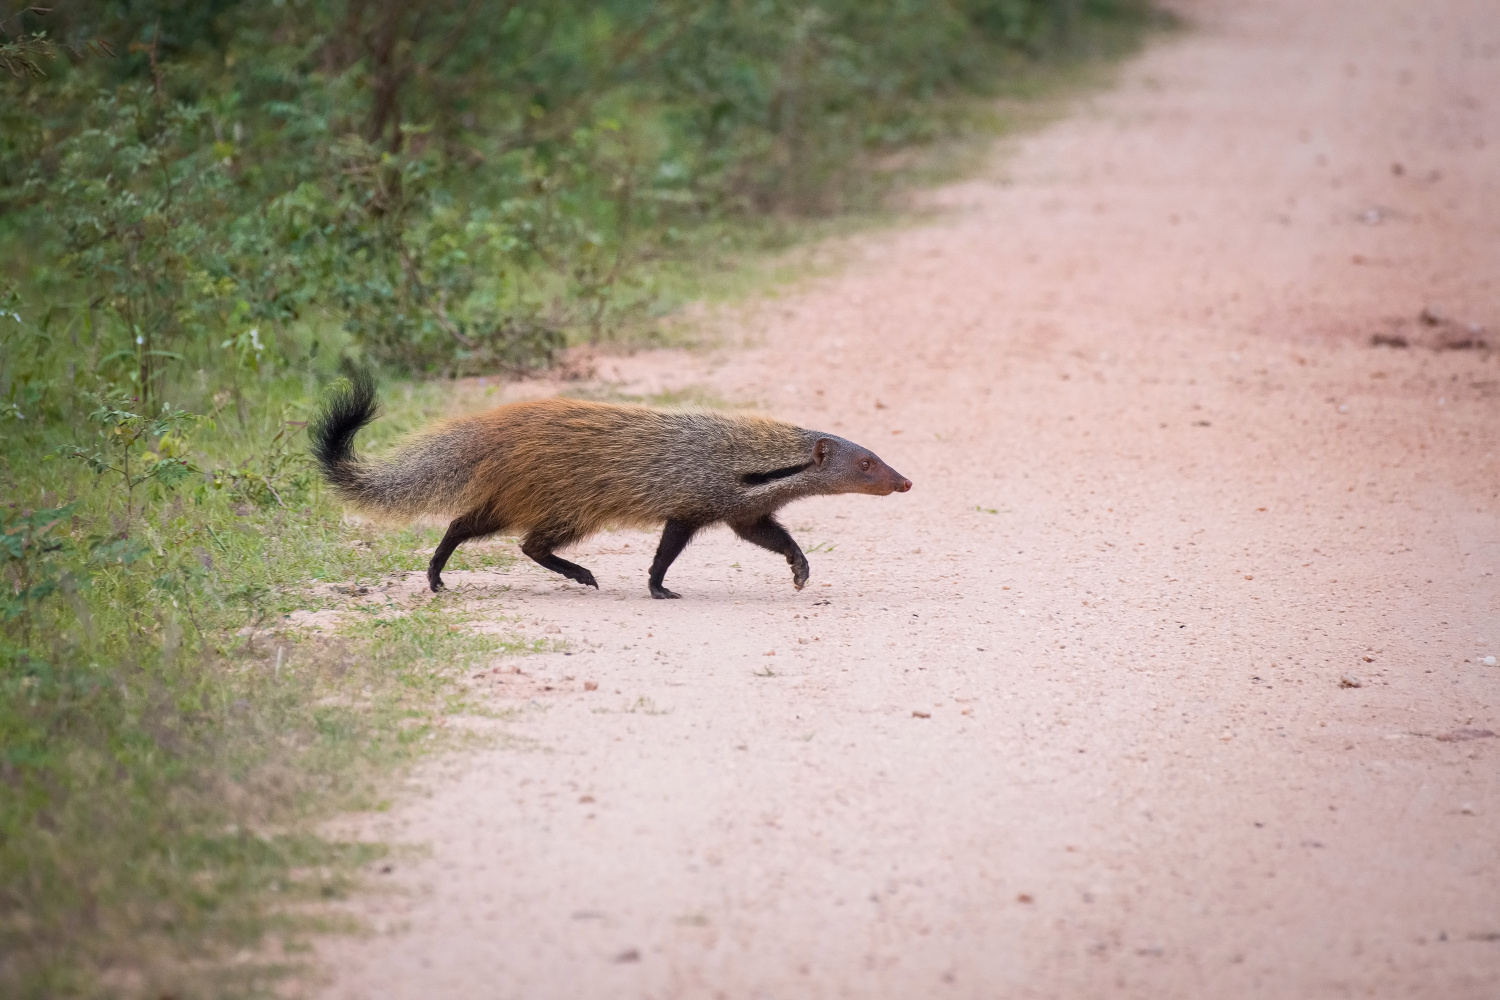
315,1 -> 1500,996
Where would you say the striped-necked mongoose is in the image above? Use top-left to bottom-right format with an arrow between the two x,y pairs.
310,371 -> 911,597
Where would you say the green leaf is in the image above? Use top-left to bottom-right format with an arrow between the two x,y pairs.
151,459 -> 195,489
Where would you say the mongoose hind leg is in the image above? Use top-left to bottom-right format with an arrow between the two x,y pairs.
730,515 -> 810,590
429,508 -> 509,592
521,528 -> 599,590
648,518 -> 701,599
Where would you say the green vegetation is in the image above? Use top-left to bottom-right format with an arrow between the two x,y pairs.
1,0 -> 1159,994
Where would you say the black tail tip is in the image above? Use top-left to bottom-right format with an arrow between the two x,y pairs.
310,367 -> 379,476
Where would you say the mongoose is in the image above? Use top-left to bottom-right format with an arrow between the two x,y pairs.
310,371 -> 911,597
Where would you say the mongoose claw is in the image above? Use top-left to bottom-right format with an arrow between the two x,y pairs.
649,584 -> 681,599
791,558 -> 810,590
574,569 -> 599,589
428,575 -> 446,593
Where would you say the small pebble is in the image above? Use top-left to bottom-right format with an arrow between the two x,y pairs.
1482,656 -> 1497,667
1339,674 -> 1363,689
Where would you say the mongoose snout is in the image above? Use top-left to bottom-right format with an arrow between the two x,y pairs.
811,436 -> 911,495
310,371 -> 913,598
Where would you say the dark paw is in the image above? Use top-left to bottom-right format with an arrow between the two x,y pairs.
573,568 -> 599,589
791,558 -> 810,591
650,584 -> 682,599
428,575 -> 446,593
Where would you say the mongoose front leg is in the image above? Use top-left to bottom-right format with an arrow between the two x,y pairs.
429,509 -> 508,593
648,518 -> 700,599
730,515 -> 810,590
521,529 -> 599,590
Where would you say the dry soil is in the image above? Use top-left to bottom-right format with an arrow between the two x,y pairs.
314,0 -> 1500,996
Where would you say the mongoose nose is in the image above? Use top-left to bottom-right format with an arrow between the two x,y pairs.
895,478 -> 912,493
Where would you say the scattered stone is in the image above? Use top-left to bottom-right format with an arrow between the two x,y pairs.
1413,306 -> 1490,349
1482,656 -> 1498,667
912,710 -> 931,719
1339,674 -> 1363,688
584,680 -> 599,691
1434,329 -> 1488,351
1434,728 -> 1496,743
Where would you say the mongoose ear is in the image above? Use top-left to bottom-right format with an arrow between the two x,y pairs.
813,438 -> 831,467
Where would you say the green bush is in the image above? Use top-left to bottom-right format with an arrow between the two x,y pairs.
4,0 -> 1152,386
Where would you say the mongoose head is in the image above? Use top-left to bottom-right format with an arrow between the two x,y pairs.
810,436 -> 912,496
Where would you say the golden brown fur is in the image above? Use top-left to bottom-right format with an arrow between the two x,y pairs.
310,371 -> 911,597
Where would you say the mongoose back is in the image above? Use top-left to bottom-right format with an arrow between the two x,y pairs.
310,371 -> 912,597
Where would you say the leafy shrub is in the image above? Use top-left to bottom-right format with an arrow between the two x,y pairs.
3,0 -> 1152,388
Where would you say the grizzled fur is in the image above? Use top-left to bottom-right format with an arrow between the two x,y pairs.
310,370 -> 911,597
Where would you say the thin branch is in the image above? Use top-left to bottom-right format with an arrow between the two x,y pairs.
431,289 -> 477,348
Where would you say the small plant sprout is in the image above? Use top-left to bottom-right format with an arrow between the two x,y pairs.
61,391 -> 198,536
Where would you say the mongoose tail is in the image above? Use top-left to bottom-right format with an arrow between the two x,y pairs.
309,382 -> 911,597
308,367 -> 380,501
309,370 -> 488,521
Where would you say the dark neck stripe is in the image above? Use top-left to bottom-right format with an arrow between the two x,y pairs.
741,461 -> 813,487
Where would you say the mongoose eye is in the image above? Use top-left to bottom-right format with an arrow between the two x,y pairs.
860,459 -> 871,471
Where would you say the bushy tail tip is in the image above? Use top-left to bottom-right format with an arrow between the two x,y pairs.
309,368 -> 379,494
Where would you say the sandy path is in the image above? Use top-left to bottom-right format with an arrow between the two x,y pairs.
315,1 -> 1500,996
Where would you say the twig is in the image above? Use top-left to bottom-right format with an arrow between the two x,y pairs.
431,289 -> 477,348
